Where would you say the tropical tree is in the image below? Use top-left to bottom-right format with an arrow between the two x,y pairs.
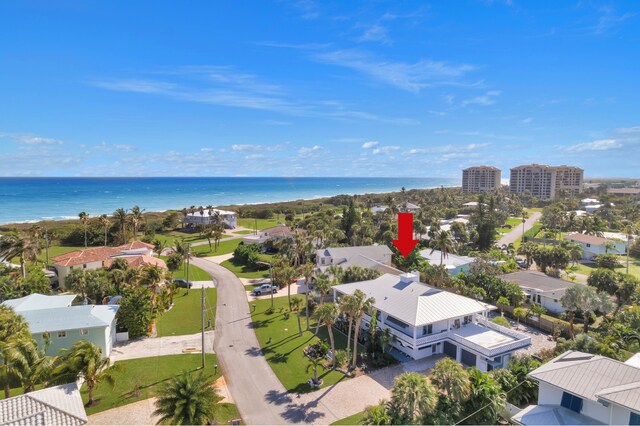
339,294 -> 357,355
313,303 -> 338,367
387,372 -> 438,425
130,205 -> 145,240
529,303 -> 547,329
140,264 -> 165,313
362,401 -> 392,425
313,274 -> 332,306
623,223 -> 637,275
78,211 -> 89,248
290,296 -> 303,337
0,305 -> 32,397
430,357 -> 471,404
12,338 -> 54,393
351,289 -> 375,369
113,208 -> 129,244
99,214 -> 111,246
153,372 -> 221,425
306,357 -> 324,386
496,296 -> 510,316
513,307 -> 527,329
66,268 -> 89,301
517,242 -> 538,269
430,229 -> 456,265
580,286 -> 614,333
300,262 -> 315,330
0,233 -> 40,278
567,242 -> 583,267
52,340 -> 118,405
561,284 -> 583,337
463,367 -> 507,425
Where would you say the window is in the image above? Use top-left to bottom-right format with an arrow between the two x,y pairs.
83,263 -> 87,269
422,324 -> 433,335
630,412 -> 640,425
57,331 -> 66,338
79,329 -> 88,336
560,392 -> 583,413
454,319 -> 461,329
586,243 -> 591,248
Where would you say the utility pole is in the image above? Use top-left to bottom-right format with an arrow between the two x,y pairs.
44,224 -> 50,268
268,262 -> 274,309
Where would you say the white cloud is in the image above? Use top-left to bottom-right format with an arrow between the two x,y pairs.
407,143 -> 490,155
372,145 -> 400,155
0,132 -> 64,146
314,49 -> 475,93
461,90 -> 501,107
361,141 -> 379,149
298,145 -> 322,157
90,79 -> 176,94
231,144 -> 286,152
522,117 -> 533,124
200,147 -> 214,153
357,24 -> 390,43
566,139 -> 622,152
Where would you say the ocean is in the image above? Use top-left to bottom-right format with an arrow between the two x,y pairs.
0,177 -> 459,224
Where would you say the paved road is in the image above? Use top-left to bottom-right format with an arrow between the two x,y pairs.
190,257 -> 289,425
497,212 -> 542,247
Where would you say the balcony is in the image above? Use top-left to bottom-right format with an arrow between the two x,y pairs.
451,321 -> 531,358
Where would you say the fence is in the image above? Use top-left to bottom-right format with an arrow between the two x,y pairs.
502,304 -> 571,336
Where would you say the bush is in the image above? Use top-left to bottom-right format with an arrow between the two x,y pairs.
304,342 -> 329,360
116,288 -> 153,338
491,316 -> 511,328
233,242 -> 261,268
596,254 -> 619,270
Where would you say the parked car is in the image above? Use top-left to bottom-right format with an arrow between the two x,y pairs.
172,278 -> 192,289
516,260 -> 528,269
252,283 -> 278,295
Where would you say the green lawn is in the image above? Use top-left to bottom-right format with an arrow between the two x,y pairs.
568,257 -> 640,279
82,354 -> 238,420
159,255 -> 211,281
238,217 -> 282,231
156,288 -> 217,336
232,230 -> 254,235
221,258 -> 270,279
497,217 -> 523,233
332,412 -> 365,425
251,297 -> 356,393
192,238 -> 242,257
13,245 -> 84,265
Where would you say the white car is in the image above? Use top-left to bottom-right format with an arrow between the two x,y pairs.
252,284 -> 278,295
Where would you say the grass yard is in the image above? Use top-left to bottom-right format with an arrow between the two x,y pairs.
156,288 -> 217,336
332,412 -> 365,425
192,238 -> 242,257
568,257 -> 640,279
238,217 -> 282,230
221,258 -> 270,279
233,230 -> 254,235
251,297 -> 357,393
83,354 -> 233,418
159,255 -> 211,281
497,217 -> 524,234
12,245 -> 84,265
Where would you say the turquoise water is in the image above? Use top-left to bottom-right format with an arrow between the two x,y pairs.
0,177 -> 458,224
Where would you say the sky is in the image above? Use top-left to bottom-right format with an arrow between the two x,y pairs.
1,0 -> 639,179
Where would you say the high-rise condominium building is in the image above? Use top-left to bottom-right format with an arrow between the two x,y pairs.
509,164 -> 583,199
462,166 -> 501,193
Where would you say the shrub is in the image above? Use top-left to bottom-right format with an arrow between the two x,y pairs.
491,316 -> 511,328
595,254 -> 619,270
304,342 -> 329,360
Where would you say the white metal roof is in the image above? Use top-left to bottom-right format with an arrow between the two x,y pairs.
0,382 -> 87,425
16,305 -> 119,333
187,208 -> 236,217
2,293 -> 76,312
419,249 -> 475,268
332,273 -> 493,326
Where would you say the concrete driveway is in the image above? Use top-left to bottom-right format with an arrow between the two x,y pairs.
110,331 -> 215,362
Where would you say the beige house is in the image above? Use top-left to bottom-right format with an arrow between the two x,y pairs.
462,166 -> 501,193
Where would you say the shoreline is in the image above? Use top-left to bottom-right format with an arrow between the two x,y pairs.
0,184 -> 461,228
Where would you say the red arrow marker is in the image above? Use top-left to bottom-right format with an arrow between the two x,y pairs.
392,212 -> 419,257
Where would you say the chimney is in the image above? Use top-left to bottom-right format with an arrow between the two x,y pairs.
400,271 -> 420,284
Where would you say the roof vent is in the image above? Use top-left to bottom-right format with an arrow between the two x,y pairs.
400,271 -> 420,284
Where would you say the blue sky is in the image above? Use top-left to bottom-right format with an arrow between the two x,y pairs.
1,0 -> 639,178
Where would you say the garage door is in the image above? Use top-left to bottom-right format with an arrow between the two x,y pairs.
443,341 -> 457,358
461,349 -> 477,367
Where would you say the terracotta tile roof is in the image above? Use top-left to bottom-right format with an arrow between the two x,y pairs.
117,241 -> 155,251
103,255 -> 167,270
52,241 -> 154,267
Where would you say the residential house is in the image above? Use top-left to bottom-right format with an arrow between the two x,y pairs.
316,245 -> 400,275
565,233 -> 627,261
502,271 -> 574,313
332,272 -> 531,371
371,205 -> 387,214
419,249 -> 475,275
0,382 -> 88,425
513,350 -> 640,425
183,208 -> 237,228
2,293 -> 119,357
400,202 -> 420,213
607,187 -> 640,197
51,241 -> 164,288
241,224 -> 295,244
581,198 -> 600,206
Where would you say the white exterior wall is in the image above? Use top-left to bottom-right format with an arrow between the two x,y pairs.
56,260 -> 104,289
537,382 -> 565,405
537,382 -> 614,424
540,294 -> 565,313
610,404 -> 636,425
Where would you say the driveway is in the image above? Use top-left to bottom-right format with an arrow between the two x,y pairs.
497,212 -> 542,247
244,278 -> 308,301
110,331 -> 215,362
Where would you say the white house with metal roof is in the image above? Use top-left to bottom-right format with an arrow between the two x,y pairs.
332,272 -> 531,372
0,381 -> 87,425
513,350 -> 640,425
316,245 -> 400,275
2,293 -> 119,357
183,208 -> 237,228
502,271 -> 575,313
419,249 -> 475,275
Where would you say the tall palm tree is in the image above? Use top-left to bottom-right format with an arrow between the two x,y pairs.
351,289 -> 375,369
13,338 -> 54,393
430,357 -> 471,404
290,296 -> 304,336
0,233 -> 40,278
78,211 -> 89,248
153,372 -> 221,425
517,242 -> 538,269
52,340 -> 118,405
140,264 -> 165,313
567,242 -> 583,267
561,285 -> 583,337
99,214 -> 111,246
339,294 -> 357,354
313,303 -> 338,367
387,372 -> 438,425
113,208 -> 129,244
430,230 -> 455,265
299,262 -> 315,331
521,209 -> 529,241
0,306 -> 31,398
130,205 -> 145,240
623,222 -> 637,275
313,274 -> 332,308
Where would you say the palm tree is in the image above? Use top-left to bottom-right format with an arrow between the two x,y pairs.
140,264 -> 165,313
387,372 -> 438,425
313,274 -> 332,308
496,296 -> 510,317
78,211 -> 89,248
561,284 -> 583,337
580,286 -> 614,333
53,340 -> 118,405
339,294 -> 357,355
0,306 -> 31,397
153,372 -> 221,425
513,307 -> 527,329
430,357 -> 471,404
567,242 -> 583,268
113,208 -> 129,244
99,214 -> 110,246
430,230 -> 455,265
130,205 -> 145,240
351,289 -> 375,369
313,303 -> 338,367
0,233 -> 40,278
517,242 -> 538,269
306,357 -> 324,386
291,296 -> 304,337
363,401 -> 392,425
623,223 -> 637,275
299,262 -> 315,331
529,303 -> 547,329
521,209 -> 529,241
13,338 -> 54,393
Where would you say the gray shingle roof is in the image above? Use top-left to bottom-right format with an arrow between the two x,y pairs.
332,273 -> 493,326
502,271 -> 573,293
529,350 -> 640,412
0,382 -> 87,426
